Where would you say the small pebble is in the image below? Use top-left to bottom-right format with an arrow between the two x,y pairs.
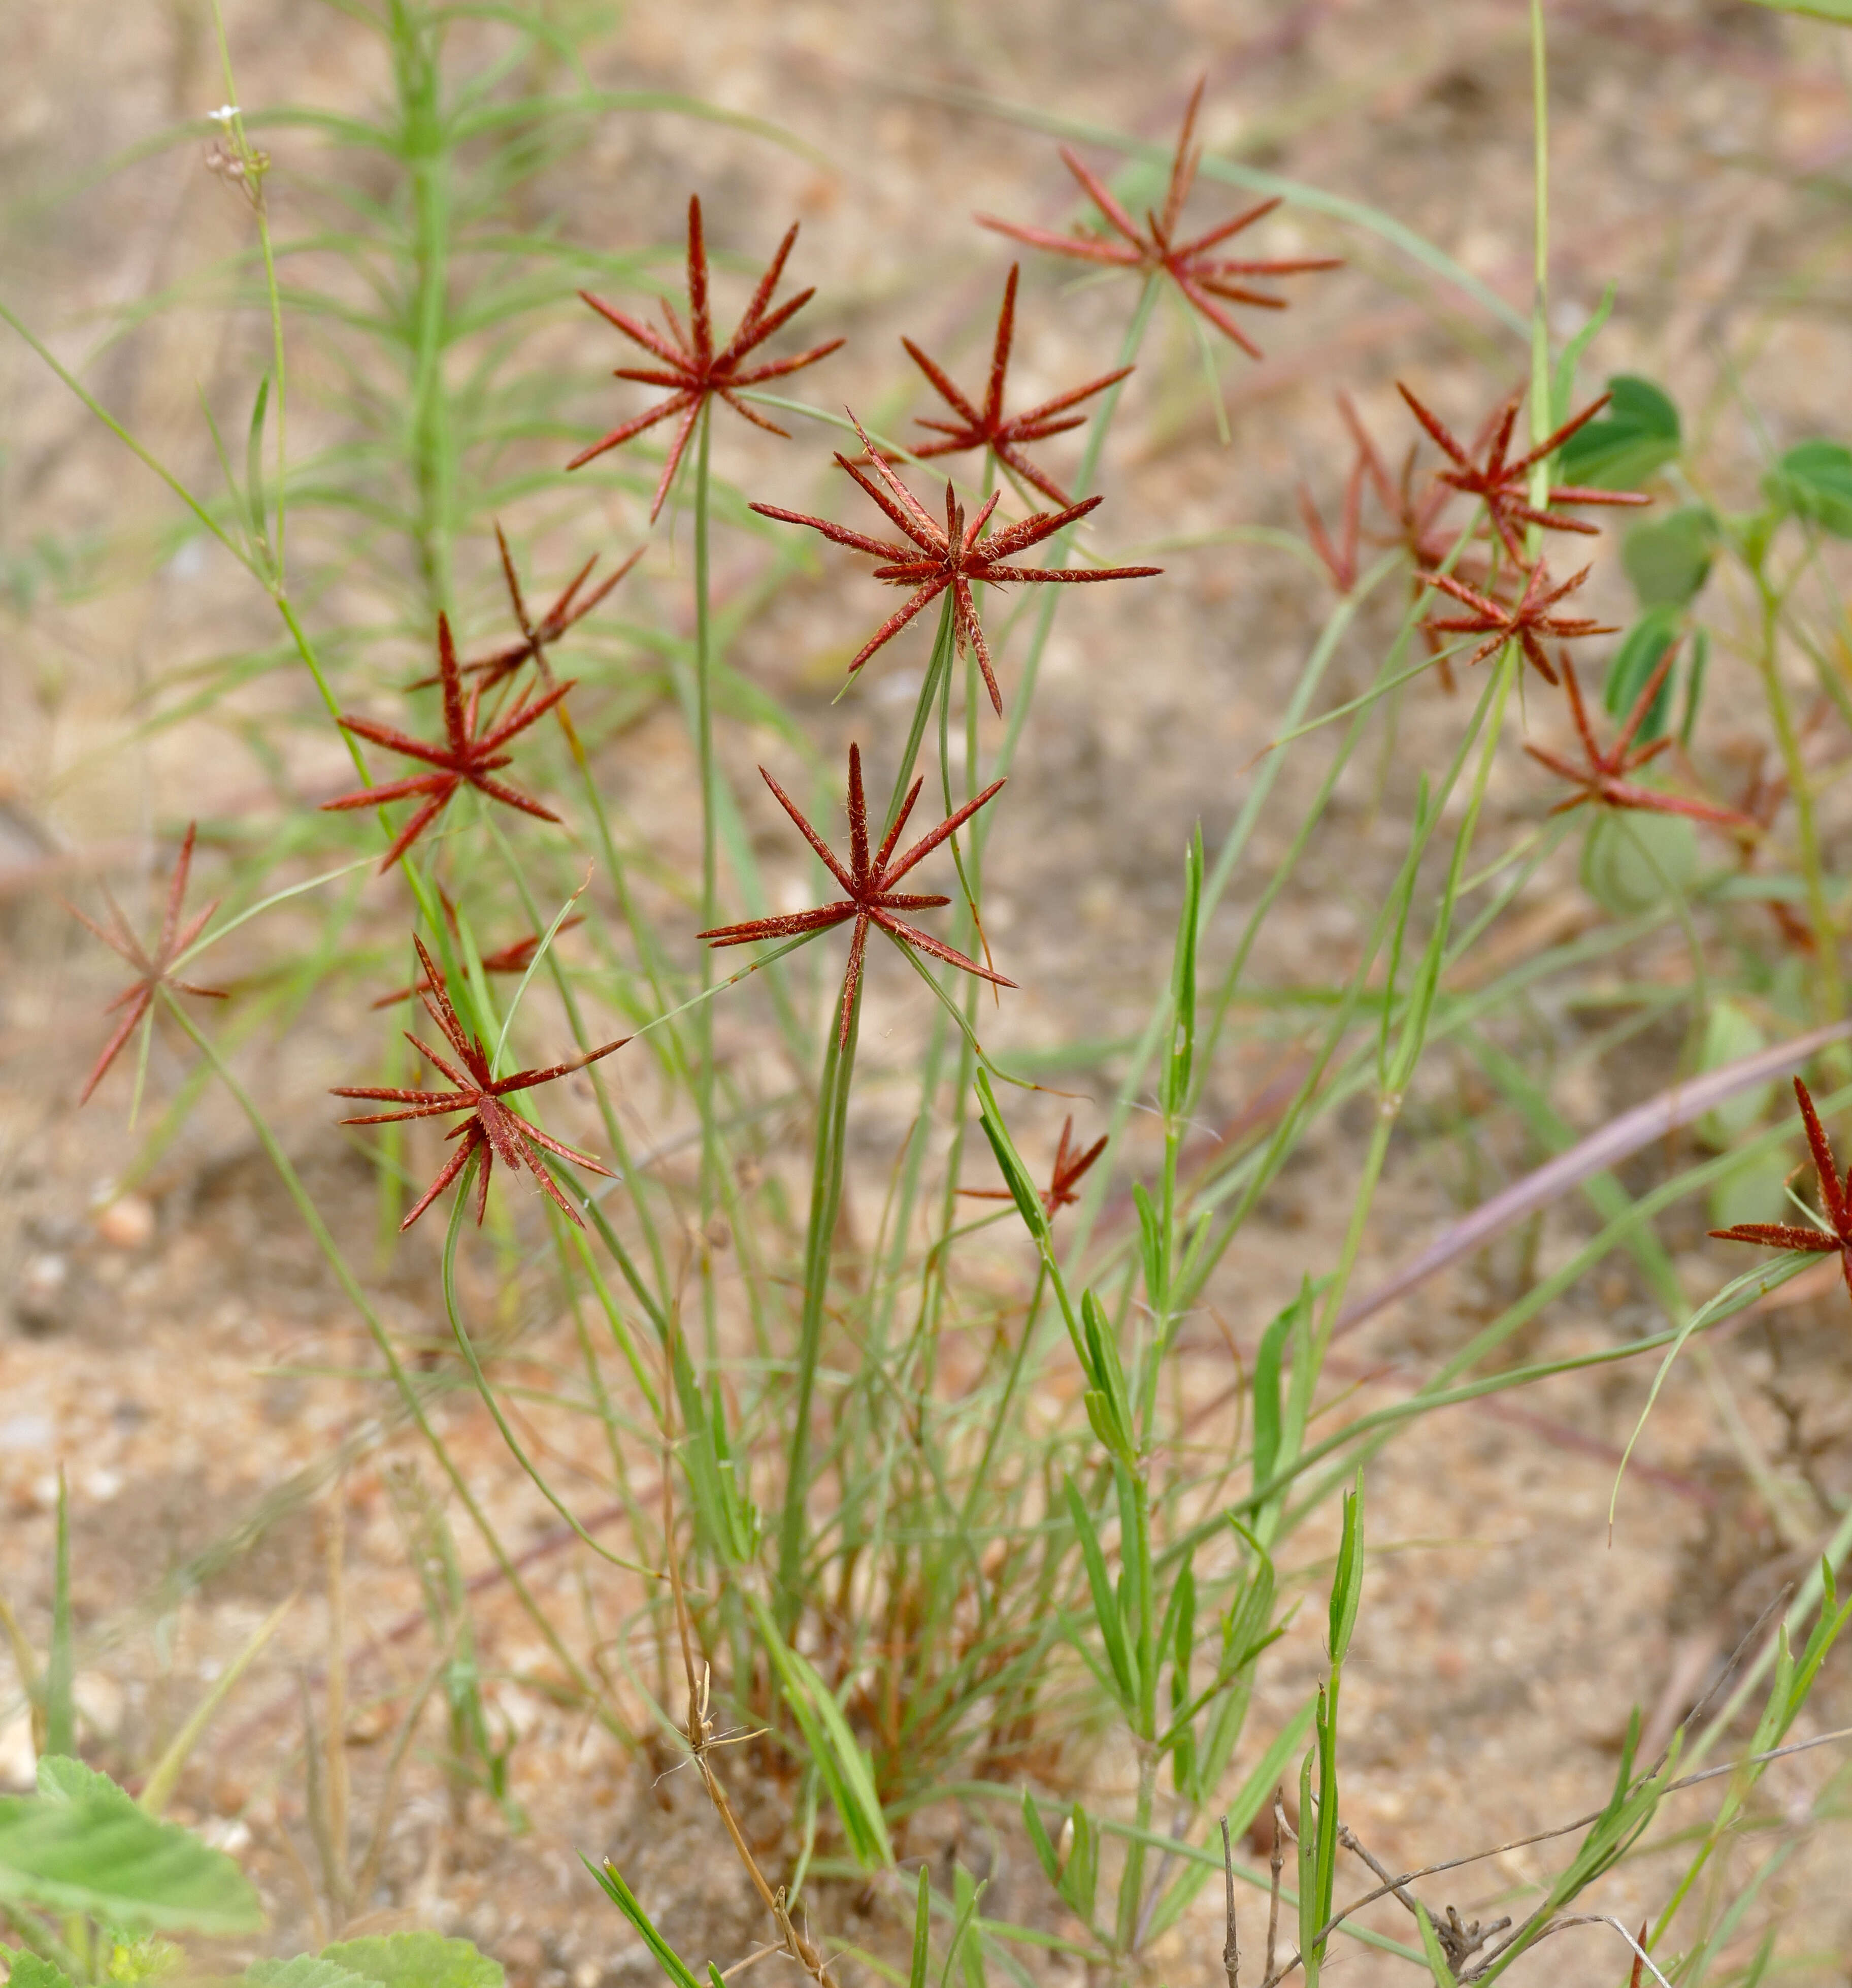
14,1253 -> 69,1334
95,1194 -> 156,1251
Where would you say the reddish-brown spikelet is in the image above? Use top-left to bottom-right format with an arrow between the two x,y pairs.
1523,644 -> 1750,827
456,523 -> 641,695
321,614 -> 572,871
67,822 -> 228,1104
569,195 -> 843,520
1709,1076 -> 1852,1307
699,742 -> 1014,1047
898,265 -> 1132,507
1421,561 -> 1616,686
963,1114 -> 1107,1219
750,411 -> 1160,715
977,78 -> 1340,357
336,938 -> 627,1231
1397,382 -> 1649,570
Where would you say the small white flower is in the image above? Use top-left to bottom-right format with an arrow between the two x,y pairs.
209,104 -> 240,123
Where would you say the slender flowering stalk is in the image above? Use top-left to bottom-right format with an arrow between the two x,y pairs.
68,823 -> 228,1104
321,614 -> 572,870
897,265 -> 1132,506
751,412 -> 1160,714
371,895 -> 584,1008
1422,560 -> 1615,686
569,194 -> 842,519
978,77 -> 1339,357
1397,382 -> 1648,569
699,742 -> 1012,1046
335,938 -> 627,1231
1709,1076 -> 1852,1307
1524,646 -> 1749,825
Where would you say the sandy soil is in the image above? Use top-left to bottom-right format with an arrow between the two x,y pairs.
5,1 -> 1852,1983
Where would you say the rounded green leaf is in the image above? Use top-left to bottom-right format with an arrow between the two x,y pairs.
1579,810 -> 1698,919
1557,375 -> 1681,490
317,1936 -> 504,1988
1696,1001 -> 1773,1150
1764,439 -> 1852,538
1622,506 -> 1715,610
1602,608 -> 1682,740
0,1770 -> 262,1936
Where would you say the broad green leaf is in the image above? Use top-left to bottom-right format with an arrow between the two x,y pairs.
1622,506 -> 1715,609
38,1756 -> 137,1810
249,1961 -> 374,1988
1748,0 -> 1852,19
1764,439 -> 1852,537
1601,608 -> 1681,740
1696,1002 -> 1773,1149
318,1935 -> 503,1988
1580,809 -> 1698,919
0,1770 -> 262,1935
1707,1143 -> 1794,1232
1556,375 -> 1680,490
8,1953 -> 78,1988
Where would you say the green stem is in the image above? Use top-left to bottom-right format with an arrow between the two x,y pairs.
693,403 -> 721,1358
776,976 -> 865,1624
1528,0 -> 1551,492
1311,650 -> 1515,1362
1754,567 -> 1844,1022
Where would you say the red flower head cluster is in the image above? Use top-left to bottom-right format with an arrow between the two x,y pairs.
336,937 -> 627,1231
1421,561 -> 1615,688
1710,1077 -> 1852,1305
964,1115 -> 1107,1220
979,79 -> 1339,357
1398,383 -> 1649,572
322,614 -> 572,871
1524,642 -> 1749,826
571,195 -> 843,520
752,413 -> 1160,715
699,743 -> 1011,1047
461,523 -> 640,696
69,822 -> 227,1105
899,265 -> 1132,508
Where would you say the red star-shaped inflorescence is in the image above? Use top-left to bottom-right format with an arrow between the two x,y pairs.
336,937 -> 627,1232
1421,561 -> 1616,687
460,523 -> 640,695
68,822 -> 228,1104
322,614 -> 572,871
569,195 -> 843,520
699,742 -> 1013,1047
1300,392 -> 1497,691
899,265 -> 1132,507
978,78 -> 1339,358
1524,644 -> 1750,826
751,413 -> 1160,715
963,1113 -> 1107,1219
1397,383 -> 1649,570
1710,1077 -> 1852,1307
